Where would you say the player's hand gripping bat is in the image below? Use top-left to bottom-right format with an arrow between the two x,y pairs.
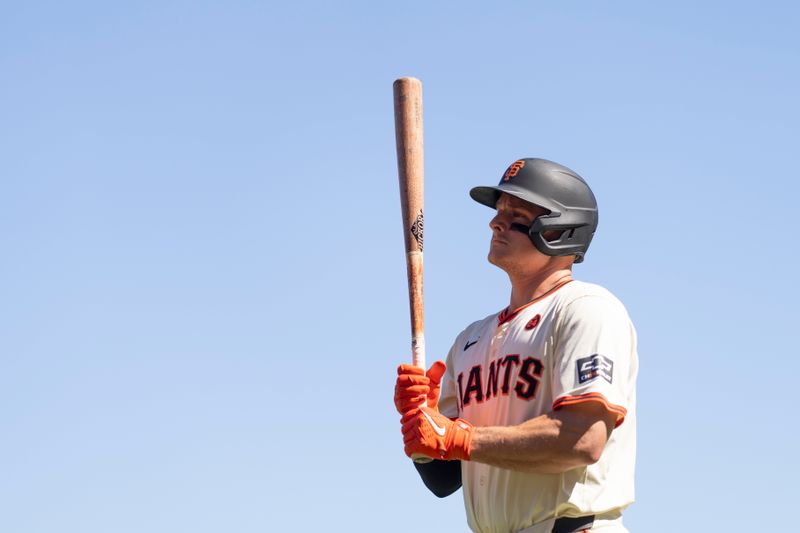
393,77 -> 431,463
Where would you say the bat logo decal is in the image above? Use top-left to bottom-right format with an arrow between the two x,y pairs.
411,210 -> 424,251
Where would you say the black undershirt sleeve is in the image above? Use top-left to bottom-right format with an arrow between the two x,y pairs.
413,459 -> 462,498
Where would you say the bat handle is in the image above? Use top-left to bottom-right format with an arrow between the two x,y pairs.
410,334 -> 433,464
411,334 -> 425,370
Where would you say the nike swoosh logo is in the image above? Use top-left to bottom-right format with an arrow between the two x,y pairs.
421,410 -> 446,436
464,339 -> 479,351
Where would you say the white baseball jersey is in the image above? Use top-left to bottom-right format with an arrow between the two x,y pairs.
438,280 -> 638,533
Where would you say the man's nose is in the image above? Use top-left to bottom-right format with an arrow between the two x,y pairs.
490,213 -> 510,232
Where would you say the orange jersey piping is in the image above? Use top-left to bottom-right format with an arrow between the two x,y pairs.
552,392 -> 628,428
497,279 -> 573,326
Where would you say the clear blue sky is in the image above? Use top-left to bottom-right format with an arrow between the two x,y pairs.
2,1 -> 798,532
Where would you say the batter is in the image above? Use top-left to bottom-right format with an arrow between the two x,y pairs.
394,158 -> 638,533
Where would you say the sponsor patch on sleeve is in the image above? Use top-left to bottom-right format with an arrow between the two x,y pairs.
577,354 -> 614,385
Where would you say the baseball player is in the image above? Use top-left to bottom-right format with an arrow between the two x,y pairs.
394,158 -> 638,533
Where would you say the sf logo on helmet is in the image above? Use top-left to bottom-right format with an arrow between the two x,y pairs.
502,160 -> 526,181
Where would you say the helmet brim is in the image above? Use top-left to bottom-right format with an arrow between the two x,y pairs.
469,184 -> 558,214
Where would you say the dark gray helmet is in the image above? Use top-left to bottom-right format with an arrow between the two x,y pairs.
470,158 -> 598,263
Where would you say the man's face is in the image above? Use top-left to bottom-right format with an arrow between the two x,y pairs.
487,193 -> 552,272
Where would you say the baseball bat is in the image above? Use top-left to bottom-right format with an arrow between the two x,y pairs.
393,77 -> 426,373
394,78 -> 432,464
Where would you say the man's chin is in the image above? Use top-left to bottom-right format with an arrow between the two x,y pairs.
487,252 -> 507,269
488,245 -> 504,263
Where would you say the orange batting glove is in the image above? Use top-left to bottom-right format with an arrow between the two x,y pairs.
394,361 -> 446,415
401,406 -> 474,461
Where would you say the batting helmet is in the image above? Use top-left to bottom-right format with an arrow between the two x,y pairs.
470,158 -> 599,263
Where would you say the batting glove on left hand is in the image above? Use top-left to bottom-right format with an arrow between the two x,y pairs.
394,361 -> 446,415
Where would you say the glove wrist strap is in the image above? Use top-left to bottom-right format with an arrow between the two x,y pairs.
445,418 -> 474,461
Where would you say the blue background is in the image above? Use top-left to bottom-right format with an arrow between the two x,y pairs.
2,1 -> 798,531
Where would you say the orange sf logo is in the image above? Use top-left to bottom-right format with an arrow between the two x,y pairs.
503,160 -> 525,181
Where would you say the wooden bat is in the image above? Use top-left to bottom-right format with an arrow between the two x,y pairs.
393,77 -> 426,373
394,77 -> 431,464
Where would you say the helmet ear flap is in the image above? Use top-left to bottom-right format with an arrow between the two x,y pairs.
529,215 -> 594,263
509,216 -> 592,263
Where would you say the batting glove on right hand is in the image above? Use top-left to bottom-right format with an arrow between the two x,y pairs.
401,406 -> 474,461
394,361 -> 446,415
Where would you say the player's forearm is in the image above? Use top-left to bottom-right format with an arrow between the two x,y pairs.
468,410 -> 610,473
470,456 -> 580,475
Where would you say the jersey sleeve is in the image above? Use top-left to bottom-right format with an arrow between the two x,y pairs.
551,295 -> 635,427
437,339 -> 462,419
